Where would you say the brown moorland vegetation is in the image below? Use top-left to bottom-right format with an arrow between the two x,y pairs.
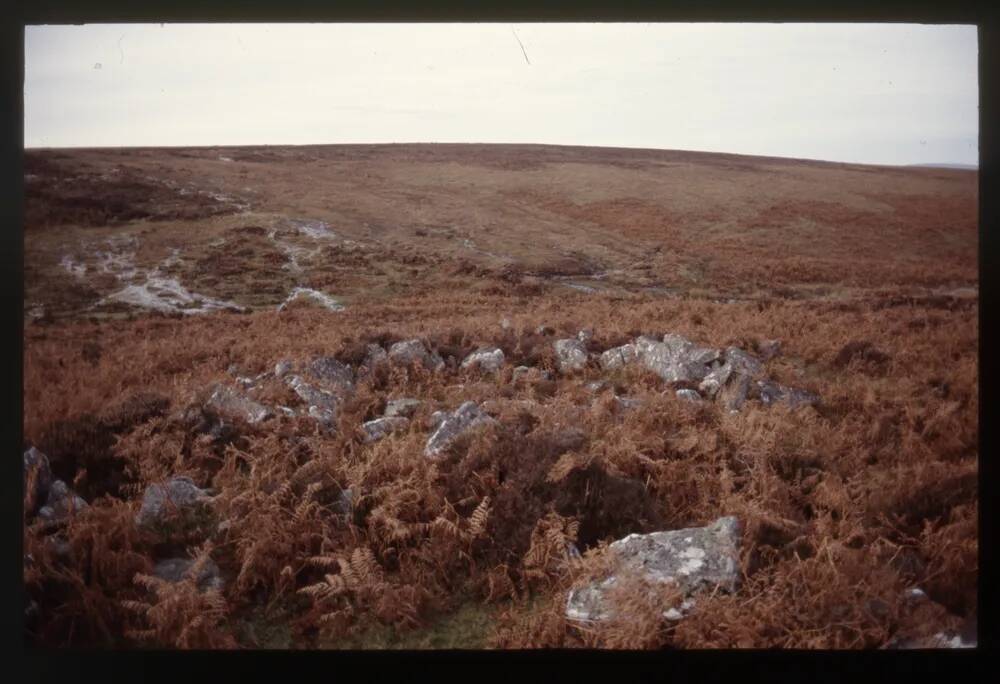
23,144 -> 977,649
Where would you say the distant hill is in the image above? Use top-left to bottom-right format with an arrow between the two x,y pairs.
909,163 -> 978,170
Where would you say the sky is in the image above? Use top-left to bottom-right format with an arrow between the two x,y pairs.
23,23 -> 979,166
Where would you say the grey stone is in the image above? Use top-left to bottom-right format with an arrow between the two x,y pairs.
388,339 -> 445,371
614,396 -> 644,411
385,398 -> 422,418
36,480 -> 89,523
333,488 -> 354,516
566,516 -> 742,624
577,329 -> 594,343
307,356 -> 355,394
600,343 -> 638,371
274,359 -> 294,378
757,380 -> 820,409
554,338 -> 589,373
461,347 -> 506,373
501,317 -> 513,330
360,344 -> 388,371
362,416 -> 410,443
288,375 -> 343,417
635,335 -> 712,383
587,380 -> 611,393
205,384 -> 273,424
675,389 -> 703,403
426,410 -> 448,430
724,347 -> 765,378
153,557 -> 224,592
698,363 -> 733,398
23,447 -> 53,511
719,373 -> 752,412
136,476 -> 211,527
424,401 -> 497,459
662,334 -> 721,365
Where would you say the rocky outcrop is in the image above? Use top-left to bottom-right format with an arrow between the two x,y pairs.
135,476 -> 212,528
756,380 -> 820,408
388,339 -> 445,371
306,356 -> 355,394
634,335 -> 714,384
461,348 -> 506,373
424,401 -> 497,459
384,398 -> 422,418
205,384 -> 273,425
566,516 -> 742,623
600,343 -> 638,371
362,416 -> 410,443
554,338 -> 589,373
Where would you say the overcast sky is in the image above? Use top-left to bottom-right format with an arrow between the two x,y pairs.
24,23 -> 978,166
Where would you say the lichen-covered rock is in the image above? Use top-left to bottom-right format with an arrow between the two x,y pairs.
600,343 -> 638,371
675,389 -> 703,403
37,480 -> 88,523
635,335 -> 712,384
662,334 -> 721,365
723,347 -> 765,378
424,401 -> 497,459
136,476 -> 212,528
306,356 -> 355,394
384,398 -> 422,418
554,338 -> 589,373
362,416 -> 410,443
360,344 -> 388,371
23,446 -> 53,512
287,375 -> 343,423
152,557 -> 224,592
388,339 -> 445,371
566,516 -> 742,623
461,347 -> 505,373
757,380 -> 820,408
698,363 -> 733,397
205,384 -> 273,424
577,329 -> 594,343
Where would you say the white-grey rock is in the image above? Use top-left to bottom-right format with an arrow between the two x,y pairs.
135,476 -> 212,527
153,557 -> 224,592
424,401 -> 497,459
675,389 -> 703,403
360,344 -> 388,371
23,446 -> 53,511
362,416 -> 410,443
723,347 -> 765,378
388,339 -> 445,371
757,380 -> 819,408
662,334 -> 721,365
461,347 -> 506,373
36,480 -> 88,524
384,398 -> 422,418
307,356 -> 354,392
274,359 -> 294,378
205,384 -> 273,424
600,343 -> 638,371
635,335 -> 713,384
587,380 -> 611,393
577,329 -> 594,343
501,317 -> 513,330
288,375 -> 342,415
566,516 -> 742,624
554,338 -> 589,373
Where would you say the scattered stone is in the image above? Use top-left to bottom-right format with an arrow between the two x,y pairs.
388,339 -> 445,371
362,416 -> 410,443
37,480 -> 89,524
360,344 -> 388,371
306,356 -> 355,394
600,343 -> 638,371
426,410 -> 448,430
698,363 -> 733,398
136,476 -> 212,528
461,347 -> 506,373
501,317 -> 513,330
274,359 -> 294,378
152,557 -> 224,592
384,398 -> 422,418
23,447 -> 53,512
756,380 -> 820,408
512,365 -> 533,380
287,375 -> 343,417
554,338 -> 589,373
205,384 -> 273,424
675,389 -> 703,403
577,329 -> 594,343
566,516 -> 742,623
723,347 -> 765,378
635,335 -> 712,383
424,401 -> 497,459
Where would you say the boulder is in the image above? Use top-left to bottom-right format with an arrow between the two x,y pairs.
662,334 -> 721,365
306,356 -> 355,394
756,380 -> 820,409
274,359 -> 294,378
384,398 -> 422,418
723,347 -> 765,378
426,410 -> 448,430
360,344 -> 388,371
577,329 -> 594,343
362,416 -> 410,443
36,480 -> 88,524
152,557 -> 224,592
599,343 -> 638,371
675,389 -> 703,403
205,384 -> 273,425
554,338 -> 589,373
424,401 -> 497,459
287,375 -> 343,423
566,516 -> 742,623
23,447 -> 53,512
388,339 -> 445,371
461,347 -> 506,373
635,335 -> 712,384
136,476 -> 212,528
